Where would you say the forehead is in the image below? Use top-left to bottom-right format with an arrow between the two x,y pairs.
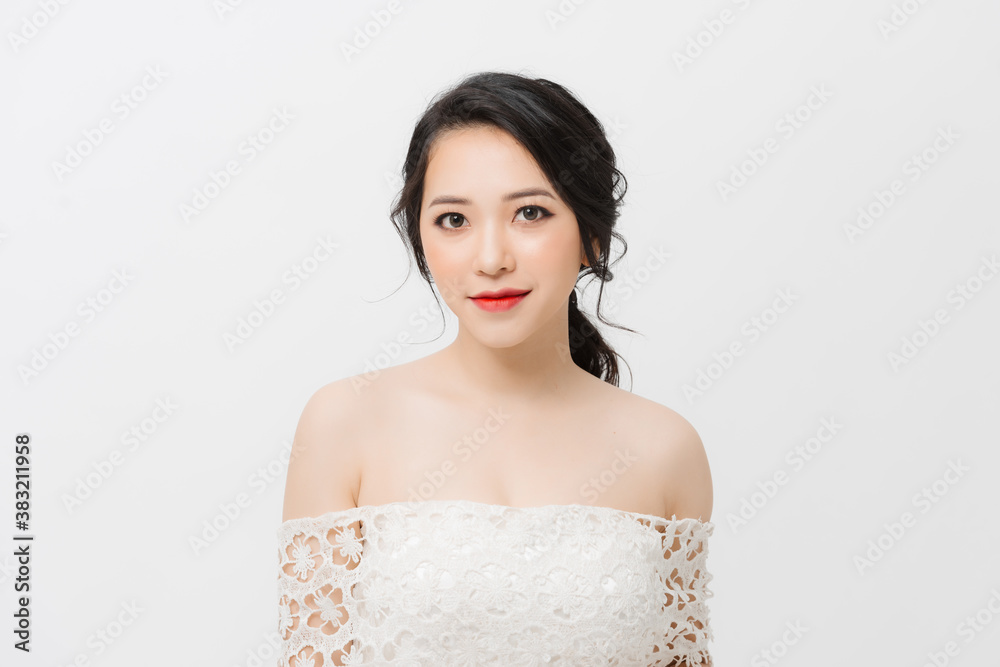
423,126 -> 551,197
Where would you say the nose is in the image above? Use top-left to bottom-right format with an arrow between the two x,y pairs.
472,216 -> 514,275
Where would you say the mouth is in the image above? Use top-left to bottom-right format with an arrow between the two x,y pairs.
470,288 -> 531,299
469,290 -> 531,312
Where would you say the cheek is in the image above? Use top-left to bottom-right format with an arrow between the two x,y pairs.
522,228 -> 583,275
422,238 -> 465,298
420,223 -> 443,270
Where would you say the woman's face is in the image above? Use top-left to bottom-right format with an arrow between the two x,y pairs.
419,125 -> 590,348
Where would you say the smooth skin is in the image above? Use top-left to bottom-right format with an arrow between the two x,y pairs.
281,125 -> 713,530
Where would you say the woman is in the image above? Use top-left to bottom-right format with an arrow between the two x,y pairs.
277,71 -> 715,666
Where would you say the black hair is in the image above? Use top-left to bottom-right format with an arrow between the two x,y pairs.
388,70 -> 636,387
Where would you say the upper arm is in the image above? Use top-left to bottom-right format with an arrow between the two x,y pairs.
281,378 -> 363,523
279,379 -> 368,665
652,412 -> 715,666
639,407 -> 714,665
654,408 -> 713,524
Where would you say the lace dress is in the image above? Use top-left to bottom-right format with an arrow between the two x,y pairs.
276,499 -> 714,666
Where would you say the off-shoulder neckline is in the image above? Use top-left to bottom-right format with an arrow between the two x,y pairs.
279,497 -> 713,530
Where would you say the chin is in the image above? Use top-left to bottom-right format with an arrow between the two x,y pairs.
462,326 -> 531,350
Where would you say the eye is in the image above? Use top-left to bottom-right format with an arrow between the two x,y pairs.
433,213 -> 468,230
431,205 -> 553,231
514,205 -> 553,223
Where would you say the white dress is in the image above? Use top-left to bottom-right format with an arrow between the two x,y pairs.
276,499 -> 714,666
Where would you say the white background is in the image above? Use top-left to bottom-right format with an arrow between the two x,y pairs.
3,0 -> 999,665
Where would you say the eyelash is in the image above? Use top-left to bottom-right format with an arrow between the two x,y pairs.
432,205 -> 554,231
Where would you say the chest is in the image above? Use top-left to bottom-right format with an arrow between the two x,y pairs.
355,507 -> 665,637
356,398 -> 663,515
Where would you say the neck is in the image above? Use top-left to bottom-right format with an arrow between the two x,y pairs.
440,319 -> 591,405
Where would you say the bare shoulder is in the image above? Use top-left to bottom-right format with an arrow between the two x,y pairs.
280,375 -> 374,523
616,389 -> 714,523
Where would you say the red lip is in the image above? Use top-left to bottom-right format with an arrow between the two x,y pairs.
470,288 -> 531,299
469,289 -> 531,313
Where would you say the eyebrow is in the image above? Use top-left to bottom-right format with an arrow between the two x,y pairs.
427,188 -> 556,208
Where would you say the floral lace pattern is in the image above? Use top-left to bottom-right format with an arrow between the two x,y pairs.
277,499 -> 714,666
